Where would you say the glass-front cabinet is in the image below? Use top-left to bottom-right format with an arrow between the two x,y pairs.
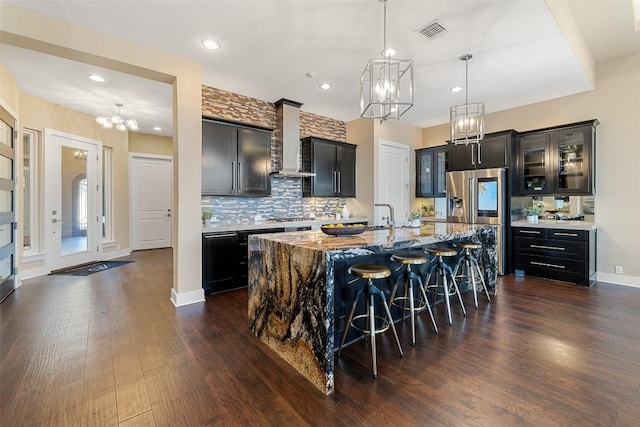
416,145 -> 447,198
518,133 -> 551,195
516,120 -> 597,196
553,126 -> 591,194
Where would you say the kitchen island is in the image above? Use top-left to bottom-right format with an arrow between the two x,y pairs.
247,223 -> 497,394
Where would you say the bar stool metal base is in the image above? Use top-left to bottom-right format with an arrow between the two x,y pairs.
337,264 -> 404,379
389,254 -> 438,345
424,246 -> 467,326
453,242 -> 491,309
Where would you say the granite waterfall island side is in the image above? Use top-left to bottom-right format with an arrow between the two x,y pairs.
247,223 -> 497,395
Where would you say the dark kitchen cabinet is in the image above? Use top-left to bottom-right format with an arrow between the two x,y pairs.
202,232 -> 238,295
447,130 -> 516,171
512,226 -> 597,286
202,227 -> 285,295
202,120 -> 271,196
516,120 -> 597,196
301,137 -> 356,197
517,132 -> 552,195
416,145 -> 447,197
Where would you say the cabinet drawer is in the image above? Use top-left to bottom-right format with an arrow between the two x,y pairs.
514,253 -> 587,282
515,237 -> 586,258
546,228 -> 587,242
513,227 -> 546,238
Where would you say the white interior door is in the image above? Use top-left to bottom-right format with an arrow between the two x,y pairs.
44,129 -> 102,271
130,154 -> 172,250
376,139 -> 410,226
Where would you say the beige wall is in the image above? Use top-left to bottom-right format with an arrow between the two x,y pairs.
423,52 -> 640,282
346,118 -> 423,222
0,63 -> 19,111
129,132 -> 173,156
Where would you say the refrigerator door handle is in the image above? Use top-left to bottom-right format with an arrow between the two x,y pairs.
468,176 -> 475,224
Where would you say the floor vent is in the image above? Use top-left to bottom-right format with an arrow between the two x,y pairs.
417,19 -> 448,40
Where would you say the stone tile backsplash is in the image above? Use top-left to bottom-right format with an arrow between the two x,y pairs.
202,178 -> 345,222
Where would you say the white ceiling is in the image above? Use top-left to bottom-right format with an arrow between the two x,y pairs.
1,0 -> 639,137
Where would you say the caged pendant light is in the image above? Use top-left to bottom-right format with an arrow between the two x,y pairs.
450,53 -> 485,145
360,0 -> 414,122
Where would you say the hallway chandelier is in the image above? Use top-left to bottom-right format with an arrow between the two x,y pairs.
73,150 -> 87,161
96,103 -> 138,132
450,53 -> 485,145
359,0 -> 414,122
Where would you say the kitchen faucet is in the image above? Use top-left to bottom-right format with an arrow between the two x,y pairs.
375,203 -> 395,229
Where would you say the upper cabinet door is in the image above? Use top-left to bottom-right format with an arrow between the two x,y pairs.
335,144 -> 356,197
416,149 -> 434,196
476,134 -> 508,169
551,126 -> 592,194
202,121 -> 236,195
518,133 -> 551,195
311,141 -> 336,197
434,148 -> 447,197
237,128 -> 271,196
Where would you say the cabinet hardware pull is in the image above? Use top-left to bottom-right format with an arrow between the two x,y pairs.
231,162 -> 235,190
333,171 -> 337,193
553,232 -> 578,237
238,162 -> 242,192
471,144 -> 475,166
530,261 -> 566,269
519,230 -> 541,234
530,244 -> 565,251
477,143 -> 482,164
337,171 -> 341,193
204,233 -> 236,239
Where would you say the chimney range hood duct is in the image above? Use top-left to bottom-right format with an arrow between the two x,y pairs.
271,98 -> 315,178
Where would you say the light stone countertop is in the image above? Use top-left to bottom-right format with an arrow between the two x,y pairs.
202,216 -> 369,233
511,219 -> 598,231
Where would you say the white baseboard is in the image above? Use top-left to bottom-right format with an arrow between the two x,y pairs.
19,266 -> 50,281
171,288 -> 205,307
100,248 -> 132,260
597,272 -> 640,288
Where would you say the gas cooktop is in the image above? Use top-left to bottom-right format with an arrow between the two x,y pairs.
555,215 -> 585,221
272,217 -> 308,222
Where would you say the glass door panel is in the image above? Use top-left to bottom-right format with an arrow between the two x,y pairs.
60,147 -> 88,255
0,107 -> 16,303
555,131 -> 586,191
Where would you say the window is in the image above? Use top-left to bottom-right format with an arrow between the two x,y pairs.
22,129 -> 40,254
102,147 -> 113,242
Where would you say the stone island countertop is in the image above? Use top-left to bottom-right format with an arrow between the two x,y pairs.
247,223 -> 498,395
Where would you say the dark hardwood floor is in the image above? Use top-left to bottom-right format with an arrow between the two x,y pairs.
1,248 -> 639,426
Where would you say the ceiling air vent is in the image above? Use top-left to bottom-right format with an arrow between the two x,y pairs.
416,19 -> 447,40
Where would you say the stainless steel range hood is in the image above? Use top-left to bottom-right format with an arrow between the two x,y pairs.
271,98 -> 315,178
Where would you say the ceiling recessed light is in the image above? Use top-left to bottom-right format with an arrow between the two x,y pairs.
319,82 -> 332,90
201,39 -> 221,50
450,86 -> 463,93
153,126 -> 162,131
89,74 -> 105,82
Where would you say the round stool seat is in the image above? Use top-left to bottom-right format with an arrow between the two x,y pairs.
455,241 -> 482,250
390,253 -> 427,265
349,264 -> 391,279
424,246 -> 457,257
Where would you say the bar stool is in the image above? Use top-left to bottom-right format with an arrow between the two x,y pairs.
424,245 -> 467,326
337,263 -> 404,378
389,253 -> 438,345
453,241 -> 491,309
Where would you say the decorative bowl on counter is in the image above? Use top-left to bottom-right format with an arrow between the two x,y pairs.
320,223 -> 367,236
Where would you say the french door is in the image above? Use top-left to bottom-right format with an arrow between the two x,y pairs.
44,129 -> 102,271
0,106 -> 16,302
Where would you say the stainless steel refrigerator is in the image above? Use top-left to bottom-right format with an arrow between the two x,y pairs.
447,168 -> 507,274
